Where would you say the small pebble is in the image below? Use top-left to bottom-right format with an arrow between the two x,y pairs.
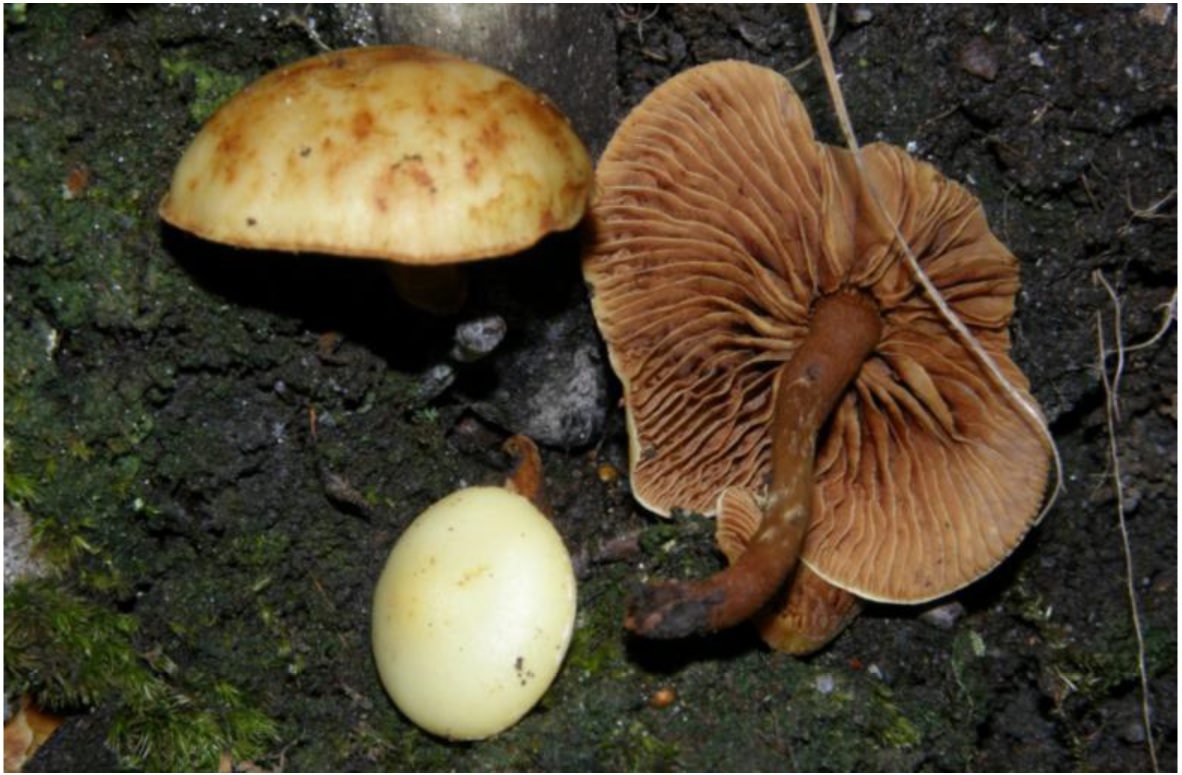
447,415 -> 502,456
919,601 -> 966,630
959,36 -> 999,81
473,308 -> 608,449
451,314 -> 507,363
842,4 -> 874,26
417,362 -> 456,400
813,674 -> 835,695
508,344 -> 607,448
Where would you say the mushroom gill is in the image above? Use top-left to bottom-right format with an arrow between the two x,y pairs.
583,60 -> 1049,644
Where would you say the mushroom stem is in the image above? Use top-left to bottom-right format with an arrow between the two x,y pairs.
625,291 -> 882,638
387,263 -> 470,315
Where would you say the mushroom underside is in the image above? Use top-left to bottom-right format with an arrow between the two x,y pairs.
625,291 -> 883,639
584,60 -> 1049,649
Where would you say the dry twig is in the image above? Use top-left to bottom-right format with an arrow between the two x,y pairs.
279,6 -> 331,52
786,3 -> 838,74
1121,185 -> 1177,237
803,3 -> 1064,521
1093,270 -> 1169,773
1126,185 -> 1177,221
614,4 -> 660,43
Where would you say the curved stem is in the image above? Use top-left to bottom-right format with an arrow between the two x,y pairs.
625,292 -> 882,638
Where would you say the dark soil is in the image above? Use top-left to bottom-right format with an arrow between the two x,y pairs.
5,4 -> 1176,772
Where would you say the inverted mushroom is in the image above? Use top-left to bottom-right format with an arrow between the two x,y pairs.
160,45 -> 592,313
582,61 -> 1050,646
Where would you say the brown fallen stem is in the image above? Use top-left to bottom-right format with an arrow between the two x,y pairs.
625,292 -> 882,638
503,434 -> 547,514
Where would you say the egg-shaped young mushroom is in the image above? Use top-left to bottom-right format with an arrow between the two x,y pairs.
582,60 -> 1049,646
160,45 -> 592,312
371,486 -> 576,740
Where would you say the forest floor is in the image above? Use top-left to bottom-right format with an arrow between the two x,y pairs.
4,4 -> 1176,772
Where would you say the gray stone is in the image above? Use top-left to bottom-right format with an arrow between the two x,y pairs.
370,3 -> 618,156
451,314 -> 508,363
469,298 -> 609,449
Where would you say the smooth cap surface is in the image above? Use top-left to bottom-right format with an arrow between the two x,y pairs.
371,486 -> 576,740
160,46 -> 592,264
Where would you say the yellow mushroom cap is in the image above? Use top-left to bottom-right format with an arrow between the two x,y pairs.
160,46 -> 592,264
371,486 -> 577,740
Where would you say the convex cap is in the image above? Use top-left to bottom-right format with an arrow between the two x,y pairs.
161,45 -> 592,265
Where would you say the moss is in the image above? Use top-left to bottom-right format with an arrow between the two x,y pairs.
6,581 -> 141,709
3,351 -> 158,587
1049,619 -> 1175,704
227,531 -> 291,570
637,510 -> 723,580
4,304 -> 62,515
5,581 -> 278,771
1013,570 -> 1174,708
602,718 -> 682,771
563,569 -> 631,681
159,56 -> 249,125
565,611 -> 628,681
5,3 -> 28,28
867,685 -> 923,750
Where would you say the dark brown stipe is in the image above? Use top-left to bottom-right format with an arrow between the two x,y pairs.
625,291 -> 882,638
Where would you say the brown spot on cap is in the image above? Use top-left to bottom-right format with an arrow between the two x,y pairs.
351,109 -> 375,141
478,120 -> 507,155
464,157 -> 481,183
158,45 -> 592,265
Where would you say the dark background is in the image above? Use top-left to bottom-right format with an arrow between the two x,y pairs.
5,4 -> 1176,771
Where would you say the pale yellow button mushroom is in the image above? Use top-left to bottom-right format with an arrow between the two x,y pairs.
371,486 -> 576,740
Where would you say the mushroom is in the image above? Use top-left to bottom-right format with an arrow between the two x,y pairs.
160,45 -> 592,313
371,437 -> 573,740
371,485 -> 576,740
582,60 -> 1049,648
